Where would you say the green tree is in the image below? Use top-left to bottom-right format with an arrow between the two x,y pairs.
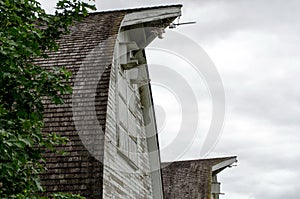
0,0 -> 95,198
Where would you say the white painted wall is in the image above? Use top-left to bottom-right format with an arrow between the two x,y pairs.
102,32 -> 153,199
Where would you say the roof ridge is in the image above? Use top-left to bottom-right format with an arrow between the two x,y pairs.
88,4 -> 183,15
162,156 -> 237,164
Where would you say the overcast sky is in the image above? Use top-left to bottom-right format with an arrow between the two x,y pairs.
41,1 -> 300,199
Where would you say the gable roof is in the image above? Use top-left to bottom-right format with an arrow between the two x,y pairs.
35,5 -> 181,198
161,157 -> 237,199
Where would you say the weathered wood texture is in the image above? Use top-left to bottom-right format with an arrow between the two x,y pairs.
36,12 -> 125,198
36,5 -> 183,199
161,157 -> 234,199
101,48 -> 153,198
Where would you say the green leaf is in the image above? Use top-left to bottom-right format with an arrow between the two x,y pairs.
0,0 -> 95,198
19,138 -> 32,147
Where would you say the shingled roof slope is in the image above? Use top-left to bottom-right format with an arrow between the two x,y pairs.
161,157 -> 236,199
35,11 -> 125,198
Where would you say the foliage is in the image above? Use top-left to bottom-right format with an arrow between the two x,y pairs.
0,0 -> 95,198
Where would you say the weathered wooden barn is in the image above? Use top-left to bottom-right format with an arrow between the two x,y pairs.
36,5 -> 237,199
162,156 -> 237,199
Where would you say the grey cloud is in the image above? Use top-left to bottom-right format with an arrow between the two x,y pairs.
180,0 -> 300,42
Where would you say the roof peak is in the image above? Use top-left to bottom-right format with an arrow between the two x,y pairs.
88,4 -> 183,15
162,156 -> 237,164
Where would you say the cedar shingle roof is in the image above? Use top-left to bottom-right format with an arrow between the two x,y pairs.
161,157 -> 237,199
36,11 -> 125,198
